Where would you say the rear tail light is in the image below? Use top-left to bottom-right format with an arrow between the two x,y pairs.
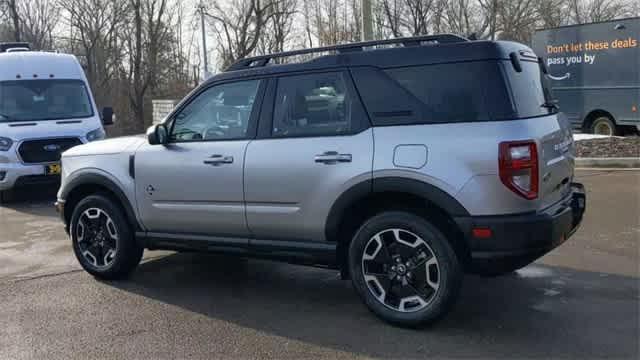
499,141 -> 539,200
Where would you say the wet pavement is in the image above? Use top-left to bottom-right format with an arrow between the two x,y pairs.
0,170 -> 638,359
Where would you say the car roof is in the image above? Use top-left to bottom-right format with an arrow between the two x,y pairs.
206,39 -> 532,85
0,52 -> 86,82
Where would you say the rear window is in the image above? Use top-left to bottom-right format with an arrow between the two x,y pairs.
502,60 -> 556,118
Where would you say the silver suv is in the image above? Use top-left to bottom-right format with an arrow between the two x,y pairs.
56,35 -> 586,326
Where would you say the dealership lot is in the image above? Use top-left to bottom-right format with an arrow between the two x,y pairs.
1,170 -> 638,359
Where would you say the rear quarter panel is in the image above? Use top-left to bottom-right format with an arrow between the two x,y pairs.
373,115 -> 570,216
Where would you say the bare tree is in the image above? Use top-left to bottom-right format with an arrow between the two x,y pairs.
403,0 -> 435,35
569,0 -> 630,23
443,0 -> 488,37
125,0 -> 171,127
260,0 -> 297,54
497,0 -> 539,43
0,3 -> 10,41
536,0 -> 570,28
58,0 -> 127,101
17,0 -> 59,50
205,0 -> 280,68
380,0 -> 403,37
305,0 -> 362,45
478,0 -> 499,40
6,0 -> 19,41
301,0 -> 314,46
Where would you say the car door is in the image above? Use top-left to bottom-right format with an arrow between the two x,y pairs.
135,79 -> 265,237
244,71 -> 373,243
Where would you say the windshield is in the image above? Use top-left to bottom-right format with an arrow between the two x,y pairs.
0,79 -> 94,122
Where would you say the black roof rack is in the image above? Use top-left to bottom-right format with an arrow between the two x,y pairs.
226,34 -> 469,71
0,42 -> 31,53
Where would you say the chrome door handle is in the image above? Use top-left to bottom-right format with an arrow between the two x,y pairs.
203,155 -> 234,166
314,151 -> 352,164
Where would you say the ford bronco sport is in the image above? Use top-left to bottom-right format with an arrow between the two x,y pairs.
56,34 -> 586,326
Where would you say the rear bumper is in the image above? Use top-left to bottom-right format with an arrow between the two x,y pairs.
460,183 -> 586,274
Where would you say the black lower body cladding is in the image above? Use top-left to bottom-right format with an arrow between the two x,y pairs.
458,183 -> 586,275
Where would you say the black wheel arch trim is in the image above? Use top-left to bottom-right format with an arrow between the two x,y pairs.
61,173 -> 143,233
325,177 -> 470,242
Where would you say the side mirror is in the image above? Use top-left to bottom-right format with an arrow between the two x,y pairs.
101,107 -> 115,126
147,124 -> 169,145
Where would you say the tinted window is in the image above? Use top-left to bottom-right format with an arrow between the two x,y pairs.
171,80 -> 261,142
383,62 -> 514,124
273,72 -> 359,137
503,61 -> 555,118
0,80 -> 93,122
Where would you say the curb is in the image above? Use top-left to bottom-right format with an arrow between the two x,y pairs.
575,157 -> 640,169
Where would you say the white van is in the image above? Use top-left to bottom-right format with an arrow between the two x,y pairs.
0,43 -> 112,202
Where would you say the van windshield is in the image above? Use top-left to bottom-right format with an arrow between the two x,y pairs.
0,79 -> 94,122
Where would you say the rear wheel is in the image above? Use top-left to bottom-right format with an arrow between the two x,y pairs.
349,211 -> 462,327
70,194 -> 143,280
590,116 -> 618,136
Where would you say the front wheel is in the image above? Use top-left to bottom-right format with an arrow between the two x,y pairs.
0,190 -> 10,204
70,194 -> 143,280
349,212 -> 462,327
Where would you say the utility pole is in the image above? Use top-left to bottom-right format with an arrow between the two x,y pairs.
361,0 -> 373,41
199,3 -> 209,79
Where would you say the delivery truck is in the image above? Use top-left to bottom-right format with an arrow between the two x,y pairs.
533,17 -> 639,135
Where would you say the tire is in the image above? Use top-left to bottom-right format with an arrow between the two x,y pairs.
0,189 -> 13,204
349,211 -> 462,327
70,194 -> 143,280
590,116 -> 618,136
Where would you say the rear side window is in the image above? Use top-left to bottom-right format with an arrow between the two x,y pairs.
353,61 -> 516,126
353,60 -> 555,126
272,72 -> 366,137
384,62 -> 514,123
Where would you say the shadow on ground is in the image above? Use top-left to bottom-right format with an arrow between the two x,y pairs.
110,252 -> 639,358
1,185 -> 58,214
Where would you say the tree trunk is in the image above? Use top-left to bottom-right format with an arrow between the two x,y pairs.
8,0 -> 21,41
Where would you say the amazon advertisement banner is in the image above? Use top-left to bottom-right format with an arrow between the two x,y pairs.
533,18 -> 639,88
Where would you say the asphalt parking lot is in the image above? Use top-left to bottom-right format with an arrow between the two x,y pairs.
1,170 -> 638,359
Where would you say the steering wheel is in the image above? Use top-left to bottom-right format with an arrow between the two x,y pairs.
172,128 -> 201,141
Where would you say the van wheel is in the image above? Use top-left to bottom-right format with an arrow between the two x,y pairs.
70,194 -> 143,280
0,190 -> 13,204
590,116 -> 618,136
349,211 -> 462,327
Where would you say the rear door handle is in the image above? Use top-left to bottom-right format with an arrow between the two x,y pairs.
314,151 -> 352,164
204,154 -> 234,166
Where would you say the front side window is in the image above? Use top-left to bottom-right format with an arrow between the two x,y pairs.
273,72 -> 356,137
171,79 -> 261,142
0,80 -> 93,122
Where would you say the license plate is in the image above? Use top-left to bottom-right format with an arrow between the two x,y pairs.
45,163 -> 61,175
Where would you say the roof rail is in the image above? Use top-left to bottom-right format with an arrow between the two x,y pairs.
0,42 -> 31,53
226,34 -> 469,71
